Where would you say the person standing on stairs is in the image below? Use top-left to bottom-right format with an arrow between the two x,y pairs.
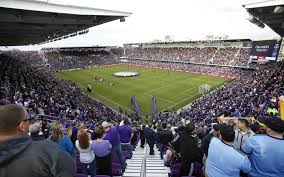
144,124 -> 156,155
157,122 -> 174,159
178,123 -> 199,177
102,121 -> 126,173
118,118 -> 133,158
140,124 -> 146,148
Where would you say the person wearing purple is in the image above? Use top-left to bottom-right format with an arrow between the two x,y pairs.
92,126 -> 112,176
118,118 -> 133,158
102,121 -> 126,173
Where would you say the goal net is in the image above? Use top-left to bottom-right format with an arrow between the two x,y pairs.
198,84 -> 211,95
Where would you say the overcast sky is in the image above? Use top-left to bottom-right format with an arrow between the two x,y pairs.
4,0 -> 282,49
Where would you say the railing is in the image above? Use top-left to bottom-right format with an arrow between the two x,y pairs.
37,114 -> 60,123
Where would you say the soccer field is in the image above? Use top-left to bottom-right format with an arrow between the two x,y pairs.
55,64 -> 232,117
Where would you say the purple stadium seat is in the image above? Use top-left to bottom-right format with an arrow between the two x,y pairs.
75,174 -> 88,177
193,162 -> 203,177
123,151 -> 131,159
94,176 -> 110,177
112,163 -> 122,176
76,166 -> 83,174
170,163 -> 181,177
112,156 -> 120,163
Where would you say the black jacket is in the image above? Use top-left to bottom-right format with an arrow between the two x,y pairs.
178,132 -> 199,163
144,127 -> 156,144
201,132 -> 214,156
0,135 -> 75,177
30,134 -> 45,141
157,129 -> 173,145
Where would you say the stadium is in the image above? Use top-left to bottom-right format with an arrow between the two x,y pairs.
0,0 -> 284,177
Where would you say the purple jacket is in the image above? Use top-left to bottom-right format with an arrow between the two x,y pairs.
104,127 -> 121,147
118,125 -> 132,143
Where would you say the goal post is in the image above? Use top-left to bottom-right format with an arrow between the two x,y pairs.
198,84 -> 211,95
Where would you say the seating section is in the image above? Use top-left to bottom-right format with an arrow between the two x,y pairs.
125,47 -> 251,66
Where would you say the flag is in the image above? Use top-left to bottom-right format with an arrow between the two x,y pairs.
152,96 -> 157,121
279,96 -> 284,121
131,96 -> 141,118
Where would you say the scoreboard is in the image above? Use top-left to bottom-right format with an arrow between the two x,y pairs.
250,40 -> 282,61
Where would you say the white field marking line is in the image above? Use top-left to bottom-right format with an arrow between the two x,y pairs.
144,76 -> 205,95
143,92 -> 175,104
161,79 -> 228,112
143,76 -> 214,105
94,92 -> 134,112
176,80 -> 220,98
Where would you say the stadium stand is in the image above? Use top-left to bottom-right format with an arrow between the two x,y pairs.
124,39 -> 252,67
1,0 -> 284,177
43,47 -> 120,71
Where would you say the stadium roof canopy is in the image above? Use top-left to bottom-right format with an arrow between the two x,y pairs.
0,0 -> 132,46
244,0 -> 284,36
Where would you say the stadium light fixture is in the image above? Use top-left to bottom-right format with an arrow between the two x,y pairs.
120,17 -> 125,22
247,14 -> 265,29
274,6 -> 284,14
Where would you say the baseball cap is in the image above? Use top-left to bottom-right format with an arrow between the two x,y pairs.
102,121 -> 111,128
259,116 -> 284,133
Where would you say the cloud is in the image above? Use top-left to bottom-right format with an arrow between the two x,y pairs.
2,0 -> 280,49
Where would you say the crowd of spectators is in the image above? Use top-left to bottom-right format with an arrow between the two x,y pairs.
0,104 -> 140,177
125,47 -> 251,66
0,54 -> 122,126
44,49 -> 119,71
140,114 -> 284,177
127,60 -> 250,77
0,48 -> 284,177
176,61 -> 284,126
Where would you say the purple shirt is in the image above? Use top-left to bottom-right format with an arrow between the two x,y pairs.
104,127 -> 121,147
92,140 -> 112,157
118,125 -> 132,143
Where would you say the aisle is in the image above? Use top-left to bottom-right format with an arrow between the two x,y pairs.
145,146 -> 169,177
123,146 -> 145,177
122,144 -> 170,177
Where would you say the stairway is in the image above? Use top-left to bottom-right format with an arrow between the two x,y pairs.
123,146 -> 145,177
145,146 -> 169,177
123,144 -> 169,177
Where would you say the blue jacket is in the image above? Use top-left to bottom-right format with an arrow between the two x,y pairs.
52,135 -> 75,156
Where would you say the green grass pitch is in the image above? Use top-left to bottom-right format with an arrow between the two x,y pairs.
55,64 -> 232,117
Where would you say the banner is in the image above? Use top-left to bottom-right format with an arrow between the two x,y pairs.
152,96 -> 157,121
280,96 -> 284,121
131,96 -> 141,118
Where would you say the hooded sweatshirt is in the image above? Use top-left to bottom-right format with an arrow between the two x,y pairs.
233,128 -> 255,151
0,135 -> 75,177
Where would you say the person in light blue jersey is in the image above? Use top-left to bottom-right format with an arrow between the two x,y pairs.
242,116 -> 284,177
206,124 -> 251,177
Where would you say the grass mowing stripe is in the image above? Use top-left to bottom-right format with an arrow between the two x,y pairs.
55,64 -> 232,116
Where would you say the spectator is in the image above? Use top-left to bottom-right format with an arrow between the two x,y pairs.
242,117 -> 284,177
118,118 -> 133,158
29,122 -> 45,141
49,122 -> 75,156
0,104 -> 75,177
102,121 -> 126,172
233,118 -> 255,150
157,122 -> 173,159
144,124 -> 156,155
140,124 -> 146,148
201,124 -> 221,157
163,143 -> 175,167
70,121 -> 78,145
75,128 -> 96,176
178,123 -> 199,176
92,126 -> 112,177
206,124 -> 251,177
